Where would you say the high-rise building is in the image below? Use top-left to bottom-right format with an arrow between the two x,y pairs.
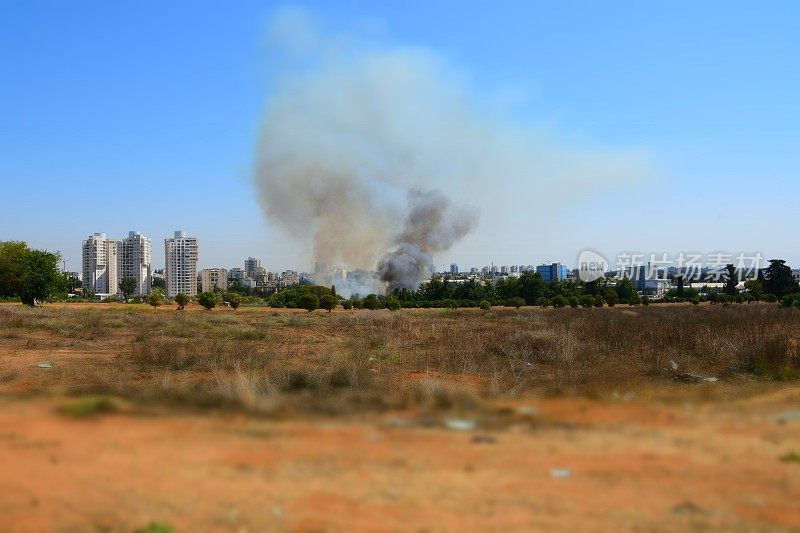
82,233 -> 119,296
314,261 -> 327,274
119,231 -> 152,296
244,257 -> 261,276
200,268 -> 228,293
165,230 -> 198,298
450,263 -> 459,274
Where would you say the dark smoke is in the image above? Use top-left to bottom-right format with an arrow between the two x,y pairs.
378,189 -> 476,291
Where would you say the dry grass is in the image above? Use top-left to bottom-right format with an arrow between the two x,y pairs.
1,303 -> 799,415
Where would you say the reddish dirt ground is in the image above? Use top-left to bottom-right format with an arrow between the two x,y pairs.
1,389 -> 799,531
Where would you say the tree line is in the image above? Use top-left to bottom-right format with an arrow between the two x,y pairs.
2,240 -> 798,309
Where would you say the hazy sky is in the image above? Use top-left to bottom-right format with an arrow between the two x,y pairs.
1,1 -> 798,272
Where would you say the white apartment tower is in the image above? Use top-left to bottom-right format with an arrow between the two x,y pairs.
82,233 -> 119,296
119,231 -> 152,296
164,230 -> 198,298
200,268 -> 228,293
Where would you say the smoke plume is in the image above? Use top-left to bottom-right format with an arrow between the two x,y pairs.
253,8 -> 652,294
378,189 -> 475,291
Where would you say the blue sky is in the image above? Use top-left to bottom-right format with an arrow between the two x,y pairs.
1,1 -> 798,271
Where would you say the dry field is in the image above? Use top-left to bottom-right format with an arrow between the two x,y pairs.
1,302 -> 800,531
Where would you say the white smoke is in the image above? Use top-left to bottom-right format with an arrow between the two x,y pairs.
253,8 -> 652,292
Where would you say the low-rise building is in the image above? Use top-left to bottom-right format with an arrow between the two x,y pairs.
536,263 -> 569,282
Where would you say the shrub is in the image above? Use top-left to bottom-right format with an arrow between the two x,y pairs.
174,293 -> 189,310
59,395 -> 117,417
764,294 -> 778,303
298,293 -> 319,312
479,299 -> 491,311
579,295 -> 595,308
604,289 -> 618,307
198,292 -> 217,311
319,294 -> 337,312
508,297 -> 525,309
362,294 -> 382,310
384,295 -> 401,311
442,299 -> 459,310
225,292 -> 241,310
147,290 -> 164,308
568,296 -> 579,308
551,295 -> 568,308
536,297 -> 550,307
593,295 -> 605,308
341,300 -> 353,310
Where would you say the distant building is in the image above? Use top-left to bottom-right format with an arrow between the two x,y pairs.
229,268 -> 246,281
450,263 -> 459,274
201,268 -> 228,293
164,230 -> 198,298
244,257 -> 261,276
119,231 -> 152,296
793,269 -> 800,284
82,233 -> 118,296
536,263 -> 569,282
500,265 -> 509,274
314,261 -> 327,274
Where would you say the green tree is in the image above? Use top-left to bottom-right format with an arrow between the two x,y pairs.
593,294 -> 605,308
744,279 -> 763,300
147,289 -> 164,308
723,264 -> 738,295
508,296 -> 525,309
0,241 -> 28,299
174,293 -> 189,310
384,295 -> 401,311
604,289 -> 619,307
763,259 -> 799,297
225,291 -> 241,310
362,294 -> 382,310
298,293 -> 319,312
341,299 -> 353,310
675,275 -> 685,298
518,271 -> 547,305
551,295 -> 568,308
119,277 -> 137,300
319,293 -> 337,312
579,294 -> 595,308
18,248 -> 63,306
479,299 -> 491,310
615,278 -> 638,303
151,277 -> 166,291
442,299 -> 459,310
198,291 -> 217,310
0,242 -> 65,306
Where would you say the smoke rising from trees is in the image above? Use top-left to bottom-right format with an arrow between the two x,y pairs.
253,8 -> 652,293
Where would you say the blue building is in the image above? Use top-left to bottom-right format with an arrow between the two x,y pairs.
536,263 -> 569,282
